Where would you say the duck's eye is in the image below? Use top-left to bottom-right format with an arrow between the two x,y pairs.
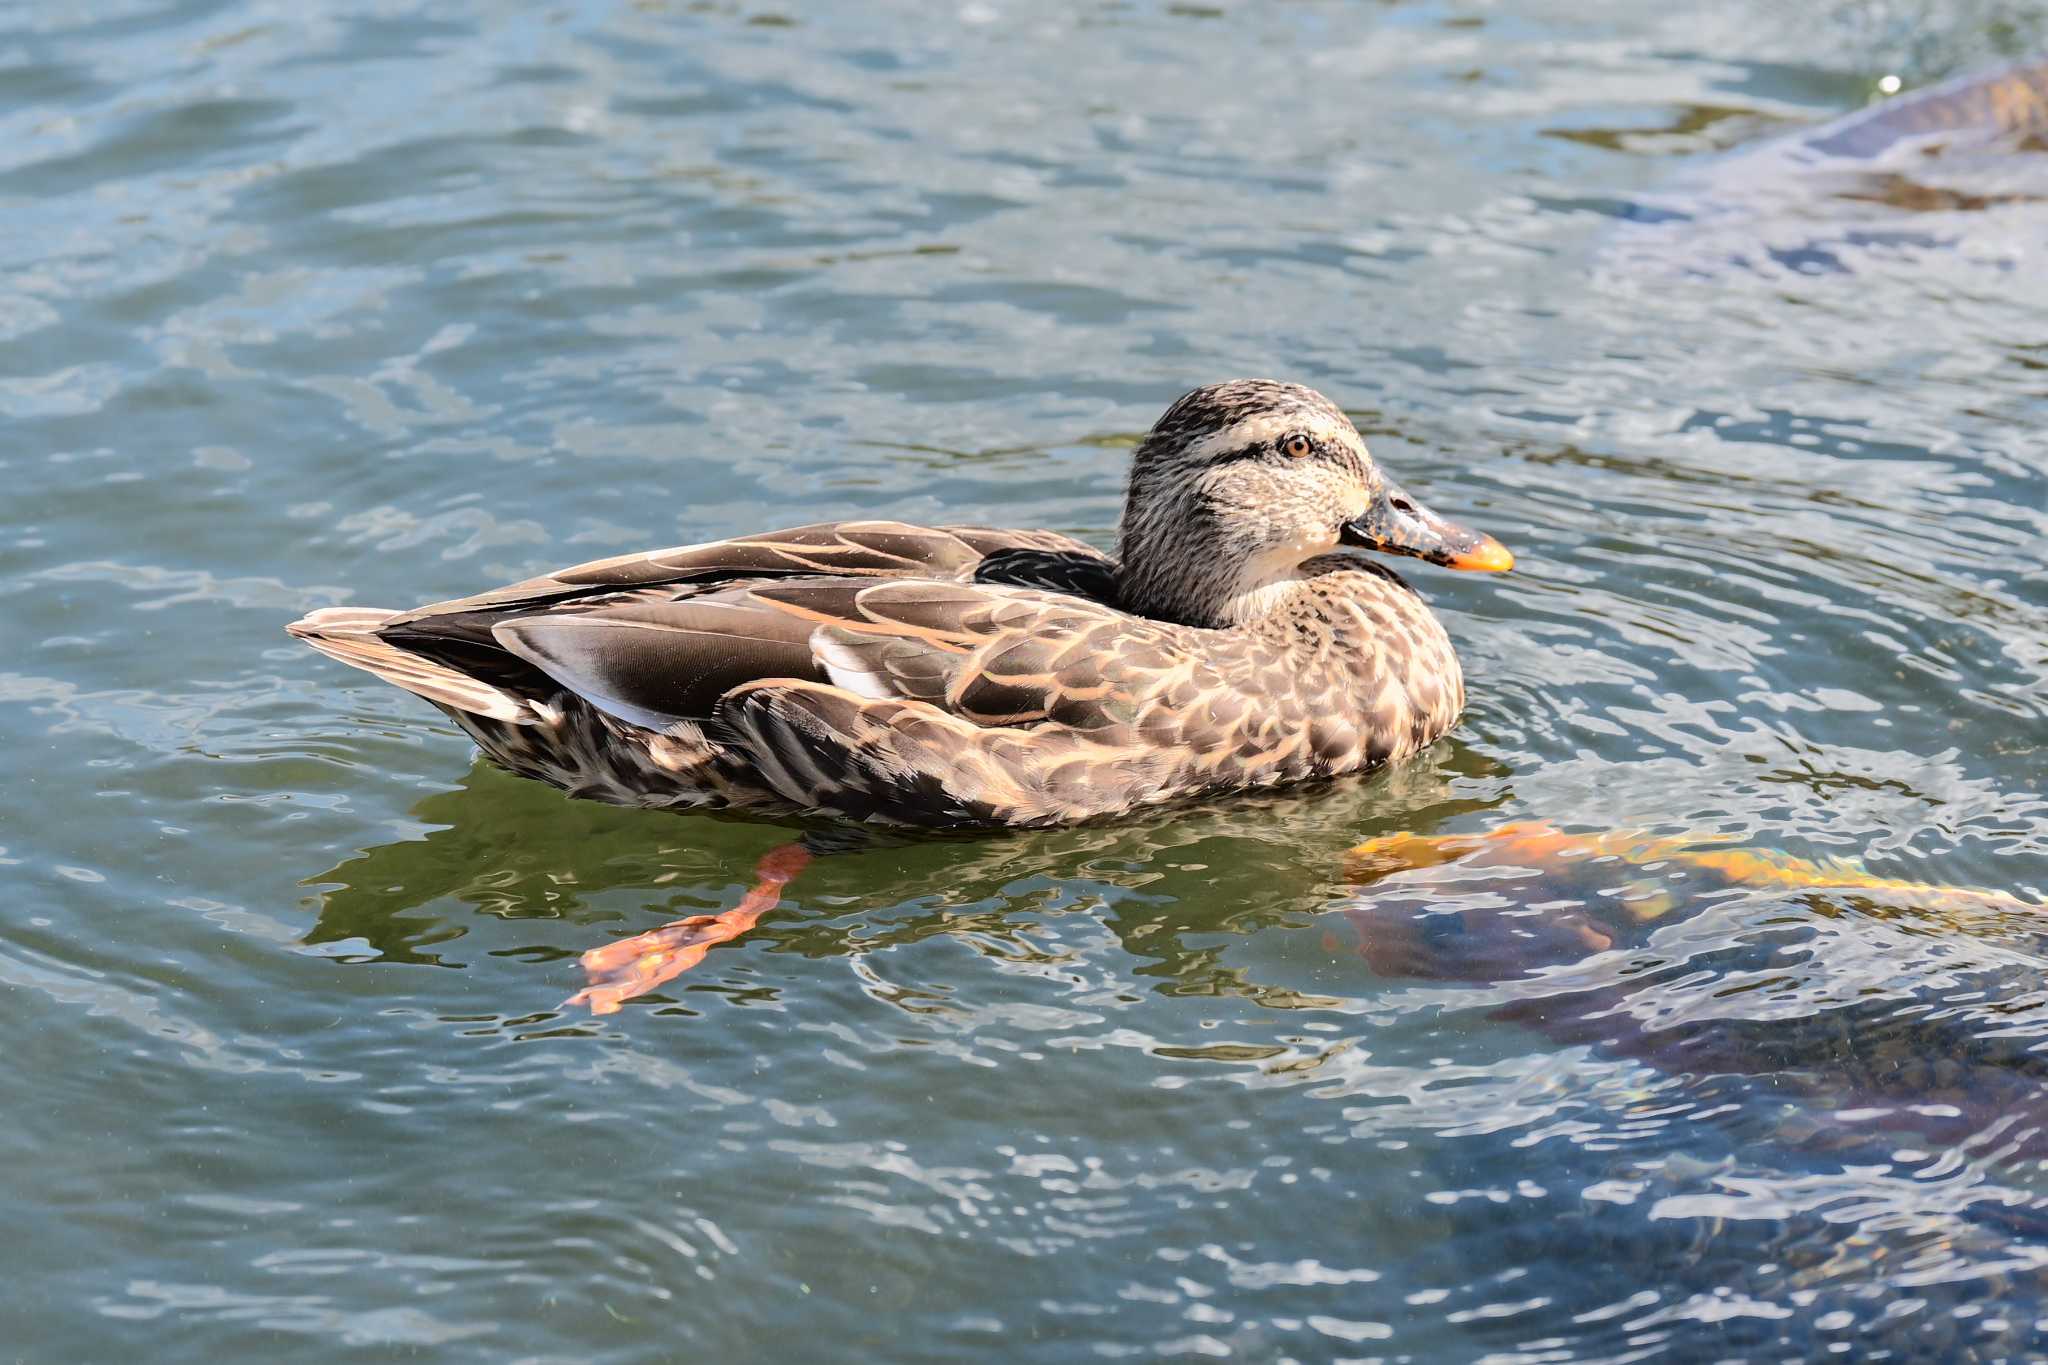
1279,433 -> 1313,459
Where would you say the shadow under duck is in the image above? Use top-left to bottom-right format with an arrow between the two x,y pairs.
289,380 -> 1511,828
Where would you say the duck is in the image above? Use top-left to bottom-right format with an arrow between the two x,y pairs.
288,379 -> 1512,828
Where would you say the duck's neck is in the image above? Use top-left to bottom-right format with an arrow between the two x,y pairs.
1250,559 -> 1433,634
1117,539 -> 1339,630
1123,553 -> 1454,657
1117,567 -> 1281,629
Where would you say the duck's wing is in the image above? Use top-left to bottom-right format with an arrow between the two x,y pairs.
387,520 -> 1108,625
360,559 -> 1227,823
486,576 -> 1212,822
969,545 -> 1121,602
476,575 -> 1168,734
727,581 -> 1215,825
760,579 -> 1179,727
359,520 -> 1115,720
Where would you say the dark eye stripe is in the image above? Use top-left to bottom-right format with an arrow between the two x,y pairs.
1205,440 -> 1323,467
1203,445 -> 1271,467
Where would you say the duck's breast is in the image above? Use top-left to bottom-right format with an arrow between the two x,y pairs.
1289,573 -> 1467,775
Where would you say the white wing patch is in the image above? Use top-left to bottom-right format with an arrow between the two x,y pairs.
811,628 -> 898,700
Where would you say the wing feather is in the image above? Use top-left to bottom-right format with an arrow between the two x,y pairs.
490,591 -> 826,729
751,579 -> 1195,737
387,521 -> 1013,626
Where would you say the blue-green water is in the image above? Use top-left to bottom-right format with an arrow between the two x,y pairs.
5,1 -> 2048,1359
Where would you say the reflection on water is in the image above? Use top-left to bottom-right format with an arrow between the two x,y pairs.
305,751 -> 1502,1010
5,0 -> 2048,1359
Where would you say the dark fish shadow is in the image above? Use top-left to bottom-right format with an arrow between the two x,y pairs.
1567,59 -> 2048,280
1335,826 -> 2048,1166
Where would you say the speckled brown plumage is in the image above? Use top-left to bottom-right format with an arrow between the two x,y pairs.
288,380 -> 1511,828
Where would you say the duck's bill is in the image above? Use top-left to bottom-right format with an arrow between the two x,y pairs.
1340,479 -> 1514,572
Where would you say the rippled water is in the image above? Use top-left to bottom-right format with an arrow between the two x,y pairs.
6,1 -> 2048,1358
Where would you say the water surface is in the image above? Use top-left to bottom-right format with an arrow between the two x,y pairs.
5,1 -> 2048,1359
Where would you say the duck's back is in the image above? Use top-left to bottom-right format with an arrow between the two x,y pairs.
388,520 -> 1116,625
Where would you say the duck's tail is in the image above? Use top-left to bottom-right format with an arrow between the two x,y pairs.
287,607 -> 536,724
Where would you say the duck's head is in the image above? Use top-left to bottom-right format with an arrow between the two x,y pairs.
1116,379 -> 1512,627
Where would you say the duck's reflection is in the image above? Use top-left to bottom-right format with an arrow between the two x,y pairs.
301,743 -> 1507,1000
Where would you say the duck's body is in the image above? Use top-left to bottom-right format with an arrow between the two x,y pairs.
289,381 -> 1509,828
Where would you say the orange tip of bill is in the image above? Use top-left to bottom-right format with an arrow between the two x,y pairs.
1450,536 -> 1514,573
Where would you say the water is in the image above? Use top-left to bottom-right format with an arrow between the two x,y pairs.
5,0 -> 2047,1358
